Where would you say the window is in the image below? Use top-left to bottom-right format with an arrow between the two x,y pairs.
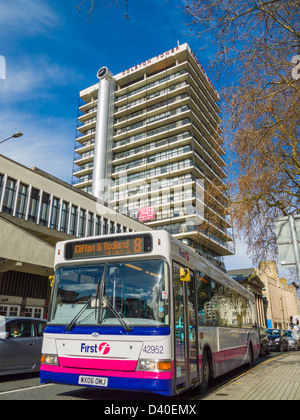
0,305 -> 20,317
0,173 -> 4,202
50,260 -> 169,327
50,197 -> 60,230
39,192 -> 50,226
23,306 -> 43,318
196,272 -> 210,324
6,320 -> 35,338
28,188 -> 40,222
87,212 -> 94,236
196,271 -> 253,328
15,183 -> 28,219
103,218 -> 108,234
36,321 -> 46,336
110,221 -> 115,234
2,178 -> 16,215
78,209 -> 86,237
69,205 -> 78,236
60,201 -> 69,233
95,215 -> 101,235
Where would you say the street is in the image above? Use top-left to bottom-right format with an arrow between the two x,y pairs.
0,351 -> 298,401
0,371 -> 192,401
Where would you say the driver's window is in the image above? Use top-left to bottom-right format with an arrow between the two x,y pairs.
7,321 -> 34,339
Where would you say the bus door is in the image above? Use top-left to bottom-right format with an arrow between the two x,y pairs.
173,263 -> 198,391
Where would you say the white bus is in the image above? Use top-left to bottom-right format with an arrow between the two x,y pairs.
40,230 -> 259,396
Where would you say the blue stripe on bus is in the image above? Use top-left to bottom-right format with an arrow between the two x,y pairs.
44,325 -> 170,336
40,370 -> 174,396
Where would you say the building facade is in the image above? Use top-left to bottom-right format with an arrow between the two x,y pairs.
229,261 -> 300,329
0,155 -> 149,318
72,43 -> 233,263
259,261 -> 299,329
228,268 -> 266,327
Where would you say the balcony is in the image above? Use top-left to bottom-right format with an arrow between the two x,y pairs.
113,118 -> 191,152
73,150 -> 94,166
113,105 -> 190,143
72,163 -> 94,178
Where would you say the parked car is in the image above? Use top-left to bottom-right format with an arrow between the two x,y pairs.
266,328 -> 289,352
293,330 -> 300,349
286,336 -> 296,350
0,316 -> 46,376
284,330 -> 300,350
258,326 -> 270,356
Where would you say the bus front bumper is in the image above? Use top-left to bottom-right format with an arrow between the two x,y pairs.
40,364 -> 174,396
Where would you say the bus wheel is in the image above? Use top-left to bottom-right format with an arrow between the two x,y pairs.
199,350 -> 211,394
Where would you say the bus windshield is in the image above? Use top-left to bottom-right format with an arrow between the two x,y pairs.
50,259 -> 169,327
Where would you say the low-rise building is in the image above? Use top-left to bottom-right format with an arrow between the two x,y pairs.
229,260 -> 300,329
0,155 -> 149,318
228,267 -> 266,327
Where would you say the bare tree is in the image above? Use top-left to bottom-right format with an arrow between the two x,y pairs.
185,0 -> 300,262
76,0 -> 129,19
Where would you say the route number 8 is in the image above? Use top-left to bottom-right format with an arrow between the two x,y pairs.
134,238 -> 142,253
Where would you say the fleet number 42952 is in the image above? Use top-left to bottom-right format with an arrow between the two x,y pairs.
143,345 -> 164,354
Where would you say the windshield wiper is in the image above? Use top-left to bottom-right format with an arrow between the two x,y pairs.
95,264 -> 132,332
102,295 -> 132,333
96,264 -> 108,325
66,294 -> 96,331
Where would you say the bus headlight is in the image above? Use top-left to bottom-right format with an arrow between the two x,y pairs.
41,354 -> 59,365
139,360 -> 156,370
138,359 -> 171,371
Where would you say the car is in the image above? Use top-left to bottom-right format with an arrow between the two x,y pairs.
258,326 -> 270,356
284,330 -> 300,350
0,316 -> 46,376
293,330 -> 300,350
266,328 -> 289,352
287,336 -> 296,350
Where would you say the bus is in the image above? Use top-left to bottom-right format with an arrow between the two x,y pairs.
40,230 -> 259,396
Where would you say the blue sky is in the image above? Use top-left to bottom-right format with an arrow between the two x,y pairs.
0,0 -> 254,270
0,0 -> 219,181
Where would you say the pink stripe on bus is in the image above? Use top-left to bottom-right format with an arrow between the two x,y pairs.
213,346 -> 247,364
59,357 -> 137,371
197,345 -> 250,365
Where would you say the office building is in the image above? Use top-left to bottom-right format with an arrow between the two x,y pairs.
0,155 -> 149,318
72,43 -> 233,262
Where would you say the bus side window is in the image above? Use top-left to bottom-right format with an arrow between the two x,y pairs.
196,270 -> 210,324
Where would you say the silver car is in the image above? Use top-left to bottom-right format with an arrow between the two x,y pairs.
287,336 -> 297,350
0,316 -> 46,376
284,329 -> 300,350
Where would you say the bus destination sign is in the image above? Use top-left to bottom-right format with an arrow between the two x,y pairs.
64,234 -> 152,260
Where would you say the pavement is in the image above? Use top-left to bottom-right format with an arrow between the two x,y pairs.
202,351 -> 300,400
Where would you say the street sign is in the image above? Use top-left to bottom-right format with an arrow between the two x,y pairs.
275,215 -> 300,266
275,214 -> 300,285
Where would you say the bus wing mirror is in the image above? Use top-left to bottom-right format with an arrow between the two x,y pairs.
49,276 -> 54,288
179,268 -> 190,282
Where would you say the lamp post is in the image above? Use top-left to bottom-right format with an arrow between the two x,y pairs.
0,131 -> 23,144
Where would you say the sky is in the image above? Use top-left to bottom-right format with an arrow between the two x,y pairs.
0,0 -> 272,272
